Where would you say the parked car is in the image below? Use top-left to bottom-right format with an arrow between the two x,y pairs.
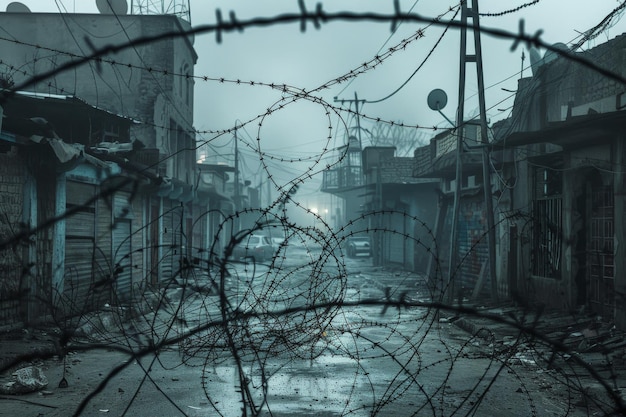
232,234 -> 274,262
346,236 -> 371,257
270,237 -> 286,252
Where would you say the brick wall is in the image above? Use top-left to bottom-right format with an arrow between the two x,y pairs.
545,34 -> 626,121
0,151 -> 25,326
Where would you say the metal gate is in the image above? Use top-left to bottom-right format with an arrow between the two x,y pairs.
588,186 -> 615,320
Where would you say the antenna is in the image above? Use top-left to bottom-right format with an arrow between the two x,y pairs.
130,0 -> 191,22
6,2 -> 31,12
96,0 -> 128,15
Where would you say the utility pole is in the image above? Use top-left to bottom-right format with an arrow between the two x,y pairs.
454,0 -> 498,301
234,126 -> 240,232
333,92 -> 365,148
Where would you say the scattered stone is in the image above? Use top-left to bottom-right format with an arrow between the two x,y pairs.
0,365 -> 48,394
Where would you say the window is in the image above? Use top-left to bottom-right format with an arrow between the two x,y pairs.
349,151 -> 361,167
532,167 -> 562,278
179,62 -> 192,106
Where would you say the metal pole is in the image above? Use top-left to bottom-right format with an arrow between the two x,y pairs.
472,0 -> 499,301
333,93 -> 365,148
447,1 -> 469,303
354,92 -> 363,149
234,126 -> 240,232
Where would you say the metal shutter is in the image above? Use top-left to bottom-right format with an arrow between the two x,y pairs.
111,193 -> 133,302
64,181 -> 98,315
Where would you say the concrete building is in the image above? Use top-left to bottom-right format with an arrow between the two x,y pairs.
0,10 -> 197,178
0,92 -> 150,323
0,7 -> 226,326
321,135 -> 438,273
492,34 -> 626,327
361,146 -> 438,272
413,125 -> 498,300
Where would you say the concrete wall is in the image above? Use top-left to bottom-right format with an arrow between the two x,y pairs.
0,12 -> 196,182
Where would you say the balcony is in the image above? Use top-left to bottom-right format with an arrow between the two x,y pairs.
131,148 -> 160,169
321,166 -> 363,194
414,126 -> 484,178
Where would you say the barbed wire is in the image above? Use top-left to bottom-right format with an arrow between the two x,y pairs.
2,3 -> 626,417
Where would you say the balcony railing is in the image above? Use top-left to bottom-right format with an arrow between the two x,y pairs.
322,166 -> 363,192
131,148 -> 160,168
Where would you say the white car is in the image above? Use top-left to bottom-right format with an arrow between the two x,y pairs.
232,234 -> 274,262
270,237 -> 286,252
346,236 -> 371,257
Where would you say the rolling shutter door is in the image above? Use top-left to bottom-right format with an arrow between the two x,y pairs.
457,197 -> 489,296
160,200 -> 175,285
388,212 -> 405,265
64,181 -> 97,314
95,191 -> 112,306
112,191 -> 137,303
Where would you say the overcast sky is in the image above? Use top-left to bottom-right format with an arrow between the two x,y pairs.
2,0 -> 626,205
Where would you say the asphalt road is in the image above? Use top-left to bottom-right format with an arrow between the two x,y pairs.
0,247 -> 611,416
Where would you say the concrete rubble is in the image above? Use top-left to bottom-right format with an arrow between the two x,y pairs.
445,302 -> 626,410
0,365 -> 48,394
0,263 -> 625,415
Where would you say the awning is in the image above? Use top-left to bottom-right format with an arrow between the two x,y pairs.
498,110 -> 626,149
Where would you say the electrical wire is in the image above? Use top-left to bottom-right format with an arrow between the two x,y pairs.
335,0 -> 424,97
365,5 -> 461,104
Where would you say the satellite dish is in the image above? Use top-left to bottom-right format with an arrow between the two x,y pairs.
427,89 -> 448,111
96,0 -> 128,15
6,2 -> 31,12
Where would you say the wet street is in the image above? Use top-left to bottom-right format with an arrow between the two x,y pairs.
0,246 -> 616,416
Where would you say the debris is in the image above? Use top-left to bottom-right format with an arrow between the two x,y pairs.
0,366 -> 49,394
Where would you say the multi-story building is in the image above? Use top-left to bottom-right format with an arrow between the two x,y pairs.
0,6 -> 216,325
